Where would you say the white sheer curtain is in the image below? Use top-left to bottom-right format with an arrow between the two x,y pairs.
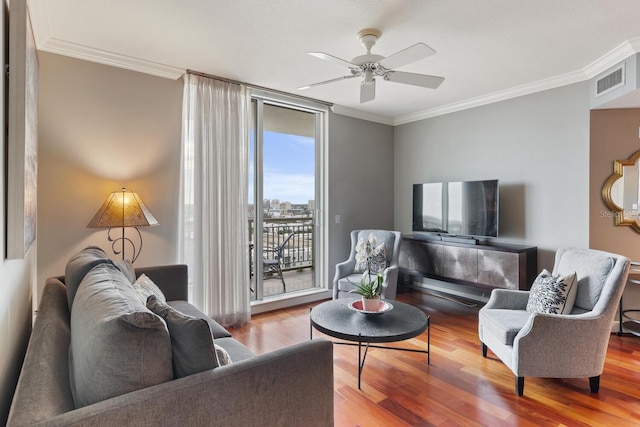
179,73 -> 251,327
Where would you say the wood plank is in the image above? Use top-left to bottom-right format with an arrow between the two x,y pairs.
229,289 -> 640,426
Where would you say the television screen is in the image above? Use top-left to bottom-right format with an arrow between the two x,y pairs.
412,182 -> 446,233
413,179 -> 499,238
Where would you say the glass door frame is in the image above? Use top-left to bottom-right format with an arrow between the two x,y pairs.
250,90 -> 329,305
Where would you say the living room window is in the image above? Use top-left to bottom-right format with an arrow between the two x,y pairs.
249,93 -> 328,304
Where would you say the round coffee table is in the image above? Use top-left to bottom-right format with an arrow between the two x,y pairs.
310,298 -> 430,389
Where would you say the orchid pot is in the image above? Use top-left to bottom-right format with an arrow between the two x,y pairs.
361,295 -> 381,312
349,271 -> 383,311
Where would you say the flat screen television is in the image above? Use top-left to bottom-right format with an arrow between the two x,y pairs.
412,179 -> 499,238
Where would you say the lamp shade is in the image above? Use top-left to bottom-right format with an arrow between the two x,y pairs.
87,188 -> 159,228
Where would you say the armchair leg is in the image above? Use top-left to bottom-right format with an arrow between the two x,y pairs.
589,375 -> 600,393
481,343 -> 487,357
515,377 -> 524,396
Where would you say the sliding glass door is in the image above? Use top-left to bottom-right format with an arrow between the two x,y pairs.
249,97 -> 325,302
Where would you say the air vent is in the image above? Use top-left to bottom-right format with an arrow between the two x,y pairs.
596,65 -> 625,97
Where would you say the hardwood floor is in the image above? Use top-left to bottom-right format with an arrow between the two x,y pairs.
229,289 -> 640,426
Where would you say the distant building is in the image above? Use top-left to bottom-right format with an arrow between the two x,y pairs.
280,201 -> 292,211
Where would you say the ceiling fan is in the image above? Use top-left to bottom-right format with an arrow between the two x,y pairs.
298,28 -> 445,103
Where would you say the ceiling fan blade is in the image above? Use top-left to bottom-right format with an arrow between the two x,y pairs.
378,43 -> 436,70
308,52 -> 358,69
385,71 -> 444,89
360,79 -> 376,103
297,74 -> 358,90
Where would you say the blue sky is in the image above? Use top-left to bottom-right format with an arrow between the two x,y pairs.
249,131 -> 315,205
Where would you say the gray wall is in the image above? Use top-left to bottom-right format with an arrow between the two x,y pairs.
394,82 -> 591,269
37,52 -> 183,291
328,112 -> 395,276
0,2 -> 35,423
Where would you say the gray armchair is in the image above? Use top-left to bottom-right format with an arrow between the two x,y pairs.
333,230 -> 402,300
478,247 -> 630,396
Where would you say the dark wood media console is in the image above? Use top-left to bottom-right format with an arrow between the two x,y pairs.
399,235 -> 538,293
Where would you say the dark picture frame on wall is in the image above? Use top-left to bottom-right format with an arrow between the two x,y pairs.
6,0 -> 38,259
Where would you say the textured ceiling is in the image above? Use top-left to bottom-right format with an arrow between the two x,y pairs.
27,0 -> 640,124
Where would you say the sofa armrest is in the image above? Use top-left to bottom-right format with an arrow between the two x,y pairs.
333,259 -> 356,284
134,264 -> 188,301
7,279 -> 75,427
34,339 -> 334,427
514,312 -> 612,377
381,265 -> 399,299
483,289 -> 530,310
332,259 -> 357,298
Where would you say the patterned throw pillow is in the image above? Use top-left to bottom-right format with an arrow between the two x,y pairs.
354,235 -> 387,274
526,269 -> 578,314
368,244 -> 387,274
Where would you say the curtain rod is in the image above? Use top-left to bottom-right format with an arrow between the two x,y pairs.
185,69 -> 333,107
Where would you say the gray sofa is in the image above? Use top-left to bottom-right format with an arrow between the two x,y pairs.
8,256 -> 334,426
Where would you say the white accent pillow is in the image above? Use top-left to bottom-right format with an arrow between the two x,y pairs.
133,274 -> 166,304
215,344 -> 233,366
526,269 -> 578,314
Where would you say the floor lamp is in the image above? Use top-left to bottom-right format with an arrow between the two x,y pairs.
87,188 -> 159,263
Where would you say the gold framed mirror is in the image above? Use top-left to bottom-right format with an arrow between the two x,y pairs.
603,150 -> 640,233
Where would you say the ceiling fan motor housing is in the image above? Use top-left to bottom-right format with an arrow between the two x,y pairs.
352,28 -> 384,65
357,28 -> 381,51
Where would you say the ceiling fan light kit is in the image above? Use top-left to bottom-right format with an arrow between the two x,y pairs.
299,28 -> 445,103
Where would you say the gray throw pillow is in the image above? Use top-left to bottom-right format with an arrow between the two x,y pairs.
69,263 -> 173,407
64,246 -> 115,309
147,295 -> 223,378
115,259 -> 136,283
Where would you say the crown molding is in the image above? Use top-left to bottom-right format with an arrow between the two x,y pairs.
394,69 -> 587,125
330,105 -> 394,125
395,37 -> 640,125
27,0 -> 182,79
38,37 -> 184,80
33,32 -> 640,123
26,0 -> 50,49
582,38 -> 639,78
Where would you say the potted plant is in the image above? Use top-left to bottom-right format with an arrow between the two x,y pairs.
351,271 -> 383,311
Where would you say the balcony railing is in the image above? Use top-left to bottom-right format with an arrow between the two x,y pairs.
249,217 -> 314,278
